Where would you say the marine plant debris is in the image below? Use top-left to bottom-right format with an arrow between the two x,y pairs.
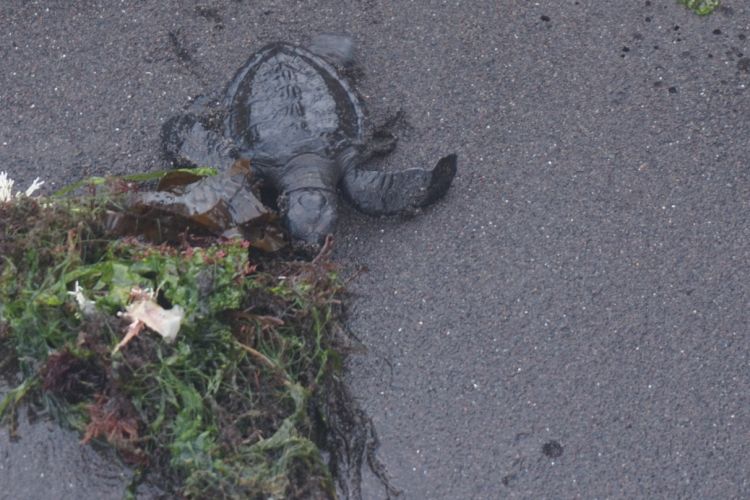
0,168 -> 393,498
677,0 -> 720,15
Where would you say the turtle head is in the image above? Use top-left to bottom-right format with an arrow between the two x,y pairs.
283,188 -> 338,246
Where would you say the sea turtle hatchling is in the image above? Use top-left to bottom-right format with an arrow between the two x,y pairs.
162,34 -> 457,246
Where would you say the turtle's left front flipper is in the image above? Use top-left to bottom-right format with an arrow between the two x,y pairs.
341,154 -> 457,215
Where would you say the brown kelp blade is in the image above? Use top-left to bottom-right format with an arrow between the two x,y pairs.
109,160 -> 286,250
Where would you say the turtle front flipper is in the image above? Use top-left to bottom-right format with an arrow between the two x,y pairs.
341,154 -> 457,215
162,113 -> 237,171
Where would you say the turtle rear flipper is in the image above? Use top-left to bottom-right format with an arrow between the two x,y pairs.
308,33 -> 355,67
363,128 -> 398,160
363,110 -> 406,160
341,154 -> 457,215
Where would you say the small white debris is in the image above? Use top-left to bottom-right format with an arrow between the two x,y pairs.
24,177 -> 44,197
121,299 -> 183,343
67,281 -> 97,316
0,172 -> 14,202
0,171 -> 45,202
114,287 -> 184,353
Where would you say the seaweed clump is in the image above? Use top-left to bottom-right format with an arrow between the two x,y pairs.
677,0 -> 720,15
0,170 -> 390,499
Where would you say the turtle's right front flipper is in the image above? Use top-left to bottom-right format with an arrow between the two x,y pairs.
341,154 -> 457,215
162,113 -> 237,171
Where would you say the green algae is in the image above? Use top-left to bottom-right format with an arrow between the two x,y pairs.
678,0 -> 720,15
0,175 -> 384,498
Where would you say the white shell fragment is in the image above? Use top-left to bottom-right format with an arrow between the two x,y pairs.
123,300 -> 184,343
114,287 -> 184,353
